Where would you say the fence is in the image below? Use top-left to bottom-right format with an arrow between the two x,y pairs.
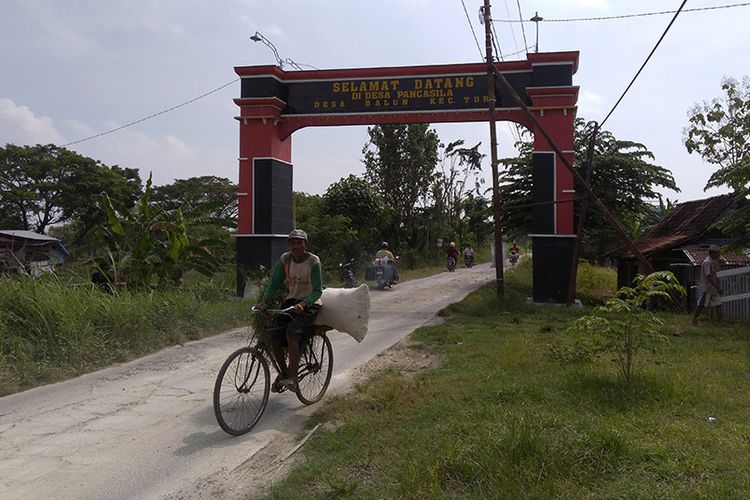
717,266 -> 750,319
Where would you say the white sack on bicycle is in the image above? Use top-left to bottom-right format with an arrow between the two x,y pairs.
314,284 -> 370,342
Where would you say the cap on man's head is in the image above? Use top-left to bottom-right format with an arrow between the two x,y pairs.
287,229 -> 308,241
709,244 -> 721,253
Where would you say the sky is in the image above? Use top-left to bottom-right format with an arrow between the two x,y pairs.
1,0 -> 748,204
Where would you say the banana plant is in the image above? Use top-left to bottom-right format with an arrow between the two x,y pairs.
92,174 -> 230,289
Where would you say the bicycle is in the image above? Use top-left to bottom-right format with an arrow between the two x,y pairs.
213,306 -> 334,436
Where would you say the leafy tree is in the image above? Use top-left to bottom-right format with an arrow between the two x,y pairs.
684,76 -> 750,245
152,176 -> 238,220
431,140 -> 485,243
0,144 -> 141,240
294,192 -> 357,270
461,193 -> 493,246
684,76 -> 750,191
322,174 -> 384,258
362,124 -> 439,248
499,119 -> 679,261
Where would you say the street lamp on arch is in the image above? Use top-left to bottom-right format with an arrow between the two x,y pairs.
250,31 -> 284,68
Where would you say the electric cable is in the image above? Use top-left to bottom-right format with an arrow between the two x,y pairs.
492,1 -> 750,23
62,78 -> 239,147
502,0 -> 520,54
515,0 -> 529,51
490,19 -> 504,60
600,0 -> 688,127
460,0 -> 485,60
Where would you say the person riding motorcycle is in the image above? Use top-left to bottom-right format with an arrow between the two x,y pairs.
374,241 -> 398,283
463,244 -> 475,267
509,242 -> 520,264
375,241 -> 395,261
446,241 -> 459,271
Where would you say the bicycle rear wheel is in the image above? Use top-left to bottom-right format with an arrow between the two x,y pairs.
213,347 -> 270,435
296,332 -> 333,405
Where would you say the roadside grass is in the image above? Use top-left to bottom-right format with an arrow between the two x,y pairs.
267,261 -> 750,499
575,260 -> 617,304
0,269 -> 249,396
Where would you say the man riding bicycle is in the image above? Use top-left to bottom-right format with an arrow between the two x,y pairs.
256,229 -> 322,393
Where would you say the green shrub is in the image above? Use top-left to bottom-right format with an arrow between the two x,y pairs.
549,271 -> 686,384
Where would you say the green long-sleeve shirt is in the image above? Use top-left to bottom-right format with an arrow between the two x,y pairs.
264,251 -> 323,307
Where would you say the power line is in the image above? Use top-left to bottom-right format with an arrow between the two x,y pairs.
502,0 -> 520,54
460,0 -> 485,60
515,0 -> 529,51
491,2 -> 750,23
600,0 -> 688,127
490,18 -> 504,60
62,78 -> 239,147
503,45 -> 535,57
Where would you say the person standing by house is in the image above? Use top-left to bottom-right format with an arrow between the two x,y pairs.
692,244 -> 724,326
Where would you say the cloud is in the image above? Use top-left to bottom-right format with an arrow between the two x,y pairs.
572,0 -> 609,8
0,98 -> 65,146
65,119 -> 235,186
577,90 -> 605,120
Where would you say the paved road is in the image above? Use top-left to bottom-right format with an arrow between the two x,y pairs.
0,263 -> 494,499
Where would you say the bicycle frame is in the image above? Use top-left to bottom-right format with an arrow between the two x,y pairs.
249,307 -> 331,386
214,306 -> 334,435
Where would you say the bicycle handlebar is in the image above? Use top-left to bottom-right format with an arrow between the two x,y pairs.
251,305 -> 295,315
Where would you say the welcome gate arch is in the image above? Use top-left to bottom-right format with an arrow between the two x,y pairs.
233,51 -> 580,302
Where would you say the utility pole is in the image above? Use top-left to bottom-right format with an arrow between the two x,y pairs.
483,0 -> 505,298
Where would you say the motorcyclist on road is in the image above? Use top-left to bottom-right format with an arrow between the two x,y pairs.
447,241 -> 459,259
509,242 -> 520,264
375,241 -> 395,261
375,241 -> 398,283
446,241 -> 459,271
463,244 -> 475,267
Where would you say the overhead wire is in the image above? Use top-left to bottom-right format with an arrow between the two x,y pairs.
62,78 -> 239,147
515,0 -> 529,50
490,0 -> 521,142
490,19 -> 504,60
600,0 -> 688,127
502,0 -> 520,54
491,1 -> 750,23
460,0 -> 485,60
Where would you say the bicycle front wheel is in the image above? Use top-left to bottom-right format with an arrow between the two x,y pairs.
296,332 -> 333,405
213,347 -> 270,436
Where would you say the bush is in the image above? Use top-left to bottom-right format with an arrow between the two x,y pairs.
549,271 -> 686,384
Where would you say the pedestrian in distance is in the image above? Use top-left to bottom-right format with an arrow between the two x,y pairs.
692,244 -> 725,326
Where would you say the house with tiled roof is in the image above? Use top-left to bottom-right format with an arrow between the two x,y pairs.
611,193 -> 749,312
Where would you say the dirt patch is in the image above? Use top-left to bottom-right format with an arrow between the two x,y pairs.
216,336 -> 443,499
348,336 -> 443,384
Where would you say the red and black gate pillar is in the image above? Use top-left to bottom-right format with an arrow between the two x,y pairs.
234,97 -> 294,295
527,87 -> 578,302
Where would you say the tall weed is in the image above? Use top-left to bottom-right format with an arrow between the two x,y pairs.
0,273 -> 248,395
